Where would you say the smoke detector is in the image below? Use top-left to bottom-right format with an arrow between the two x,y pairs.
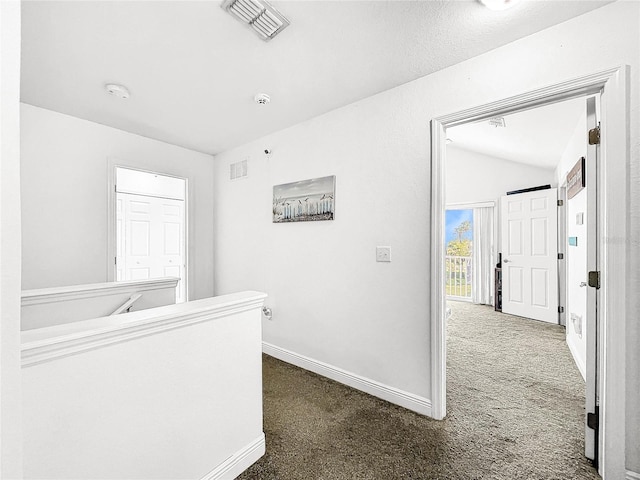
488,116 -> 507,128
105,83 -> 130,99
221,0 -> 290,41
254,93 -> 271,105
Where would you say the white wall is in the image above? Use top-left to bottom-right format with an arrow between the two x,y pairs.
446,146 -> 555,205
0,1 -> 24,477
555,112 -> 588,380
213,1 -> 639,473
20,104 -> 215,300
22,292 -> 266,480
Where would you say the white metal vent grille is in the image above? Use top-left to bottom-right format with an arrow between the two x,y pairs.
488,116 -> 507,128
230,159 -> 248,180
221,0 -> 290,41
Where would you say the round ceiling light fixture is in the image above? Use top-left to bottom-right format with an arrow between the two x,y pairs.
478,0 -> 520,10
254,93 -> 271,105
105,83 -> 130,99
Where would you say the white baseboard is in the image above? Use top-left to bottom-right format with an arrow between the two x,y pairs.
566,336 -> 586,381
201,434 -> 265,480
262,342 -> 432,417
626,470 -> 640,480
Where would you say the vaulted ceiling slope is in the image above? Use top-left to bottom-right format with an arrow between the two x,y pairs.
21,1 -> 610,155
448,96 -> 586,169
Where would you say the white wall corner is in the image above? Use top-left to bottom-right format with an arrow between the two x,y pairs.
566,336 -> 586,381
200,434 -> 265,480
263,342 -> 432,417
0,0 -> 24,478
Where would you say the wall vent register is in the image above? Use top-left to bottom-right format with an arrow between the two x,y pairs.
230,159 -> 248,180
221,0 -> 290,41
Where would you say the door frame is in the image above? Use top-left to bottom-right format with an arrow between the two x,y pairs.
430,66 -> 628,479
107,162 -> 190,301
557,183 -> 567,327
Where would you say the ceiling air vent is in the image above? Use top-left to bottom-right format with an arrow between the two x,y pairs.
488,116 -> 507,128
221,0 -> 290,41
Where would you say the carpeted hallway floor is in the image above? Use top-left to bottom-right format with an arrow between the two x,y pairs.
237,301 -> 600,479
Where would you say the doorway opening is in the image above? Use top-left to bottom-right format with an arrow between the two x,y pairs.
114,167 -> 187,303
430,66 -> 629,479
444,95 -> 595,474
445,208 -> 473,300
445,202 -> 496,305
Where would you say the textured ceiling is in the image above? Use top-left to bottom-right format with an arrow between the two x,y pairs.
447,97 -> 587,169
21,0 -> 610,155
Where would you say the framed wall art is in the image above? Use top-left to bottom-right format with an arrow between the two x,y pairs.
273,175 -> 335,223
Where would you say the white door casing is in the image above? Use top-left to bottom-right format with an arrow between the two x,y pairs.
500,188 -> 559,323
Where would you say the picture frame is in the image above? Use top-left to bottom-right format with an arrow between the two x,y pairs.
273,175 -> 335,223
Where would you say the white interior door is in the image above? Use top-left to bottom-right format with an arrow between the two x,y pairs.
116,192 -> 186,303
500,188 -> 558,323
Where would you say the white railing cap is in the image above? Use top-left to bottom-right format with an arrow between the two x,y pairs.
22,277 -> 180,306
21,291 -> 267,367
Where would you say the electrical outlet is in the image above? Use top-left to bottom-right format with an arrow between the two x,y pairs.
376,246 -> 391,262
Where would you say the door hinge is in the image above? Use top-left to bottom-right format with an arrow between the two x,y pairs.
558,253 -> 564,260
557,199 -> 564,207
588,125 -> 601,145
588,271 -> 600,289
558,306 -> 564,313
114,257 -> 117,265
587,406 -> 599,430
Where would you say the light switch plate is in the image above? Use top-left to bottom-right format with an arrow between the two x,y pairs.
376,246 -> 391,262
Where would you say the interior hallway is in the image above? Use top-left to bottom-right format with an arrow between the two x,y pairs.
238,302 -> 598,479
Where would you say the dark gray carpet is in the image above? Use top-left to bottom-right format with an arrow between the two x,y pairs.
237,302 -> 599,479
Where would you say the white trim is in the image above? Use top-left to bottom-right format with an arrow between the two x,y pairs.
446,200 -> 496,210
21,277 -> 179,306
107,158 -> 191,301
115,190 -> 186,202
430,66 -> 628,479
200,434 -> 266,480
21,291 -> 267,367
566,336 -> 586,381
263,342 -> 432,416
626,470 -> 640,480
430,118 -> 447,421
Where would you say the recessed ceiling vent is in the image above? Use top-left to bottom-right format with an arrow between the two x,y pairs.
488,116 -> 507,128
221,0 -> 290,41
